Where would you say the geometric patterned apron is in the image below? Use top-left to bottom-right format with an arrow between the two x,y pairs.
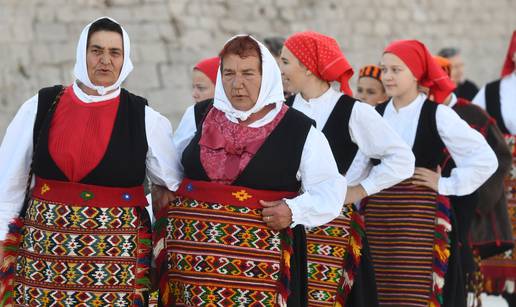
159,179 -> 298,307
4,177 -> 151,306
306,204 -> 364,307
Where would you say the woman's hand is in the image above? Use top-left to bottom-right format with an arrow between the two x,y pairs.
260,200 -> 293,230
411,166 -> 441,192
344,185 -> 368,204
151,185 -> 176,214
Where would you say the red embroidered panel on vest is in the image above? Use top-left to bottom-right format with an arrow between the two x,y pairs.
199,104 -> 288,184
48,86 -> 120,182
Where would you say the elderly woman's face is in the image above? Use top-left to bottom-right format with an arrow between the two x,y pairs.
221,54 -> 262,111
86,30 -> 124,87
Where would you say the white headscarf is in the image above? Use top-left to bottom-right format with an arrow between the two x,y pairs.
213,35 -> 285,122
73,16 -> 133,96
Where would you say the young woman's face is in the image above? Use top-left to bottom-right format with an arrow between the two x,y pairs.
279,47 -> 311,93
191,69 -> 215,103
356,77 -> 387,106
380,53 -> 418,99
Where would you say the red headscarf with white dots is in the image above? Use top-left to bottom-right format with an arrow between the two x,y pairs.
284,31 -> 354,96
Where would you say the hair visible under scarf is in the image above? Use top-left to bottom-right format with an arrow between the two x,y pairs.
213,35 -> 285,122
359,64 -> 382,81
219,36 -> 263,73
87,18 -> 122,46
501,30 -> 516,78
384,40 -> 456,103
73,16 -> 133,96
284,31 -> 354,96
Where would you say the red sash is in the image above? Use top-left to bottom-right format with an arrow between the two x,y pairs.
176,178 -> 298,209
32,176 -> 148,207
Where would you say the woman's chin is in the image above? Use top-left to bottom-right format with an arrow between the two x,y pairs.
230,99 -> 255,111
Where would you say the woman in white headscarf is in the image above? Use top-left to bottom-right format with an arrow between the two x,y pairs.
158,35 -> 346,307
0,17 -> 181,305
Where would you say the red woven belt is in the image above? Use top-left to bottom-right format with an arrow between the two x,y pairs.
32,176 -> 148,208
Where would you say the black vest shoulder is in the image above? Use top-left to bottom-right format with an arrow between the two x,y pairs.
182,106 -> 315,192
34,85 -> 64,146
194,98 -> 214,127
485,79 -> 510,134
375,101 -> 388,115
284,95 -> 295,107
321,95 -> 358,174
33,86 -> 148,187
284,93 -> 357,174
412,99 -> 446,168
370,102 -> 391,166
377,99 -> 445,169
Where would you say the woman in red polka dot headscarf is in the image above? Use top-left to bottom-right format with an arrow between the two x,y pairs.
279,31 -> 415,307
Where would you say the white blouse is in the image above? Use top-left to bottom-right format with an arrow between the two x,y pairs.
173,103 -> 347,228
473,72 -> 516,134
290,87 -> 415,196
0,82 -> 183,240
382,93 -> 498,196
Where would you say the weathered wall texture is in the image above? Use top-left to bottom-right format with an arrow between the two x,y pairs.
1,0 -> 515,137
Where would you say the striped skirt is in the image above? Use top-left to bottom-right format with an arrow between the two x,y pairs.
5,198 -> 152,306
364,182 -> 451,306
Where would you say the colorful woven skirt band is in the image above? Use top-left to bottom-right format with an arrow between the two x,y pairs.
176,178 -> 299,209
32,176 -> 148,207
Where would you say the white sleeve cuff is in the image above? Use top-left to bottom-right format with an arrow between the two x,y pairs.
437,177 -> 451,196
284,198 -> 303,228
359,177 -> 378,196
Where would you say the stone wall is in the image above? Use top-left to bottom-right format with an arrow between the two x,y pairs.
1,0 -> 515,137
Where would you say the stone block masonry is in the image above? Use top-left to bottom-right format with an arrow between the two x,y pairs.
1,0 -> 515,137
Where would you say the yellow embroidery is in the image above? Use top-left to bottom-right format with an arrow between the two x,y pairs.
232,190 -> 252,202
41,184 -> 50,195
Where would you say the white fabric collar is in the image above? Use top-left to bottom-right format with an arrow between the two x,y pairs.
73,16 -> 133,96
213,35 -> 285,122
295,86 -> 340,105
387,93 -> 427,114
72,80 -> 121,103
